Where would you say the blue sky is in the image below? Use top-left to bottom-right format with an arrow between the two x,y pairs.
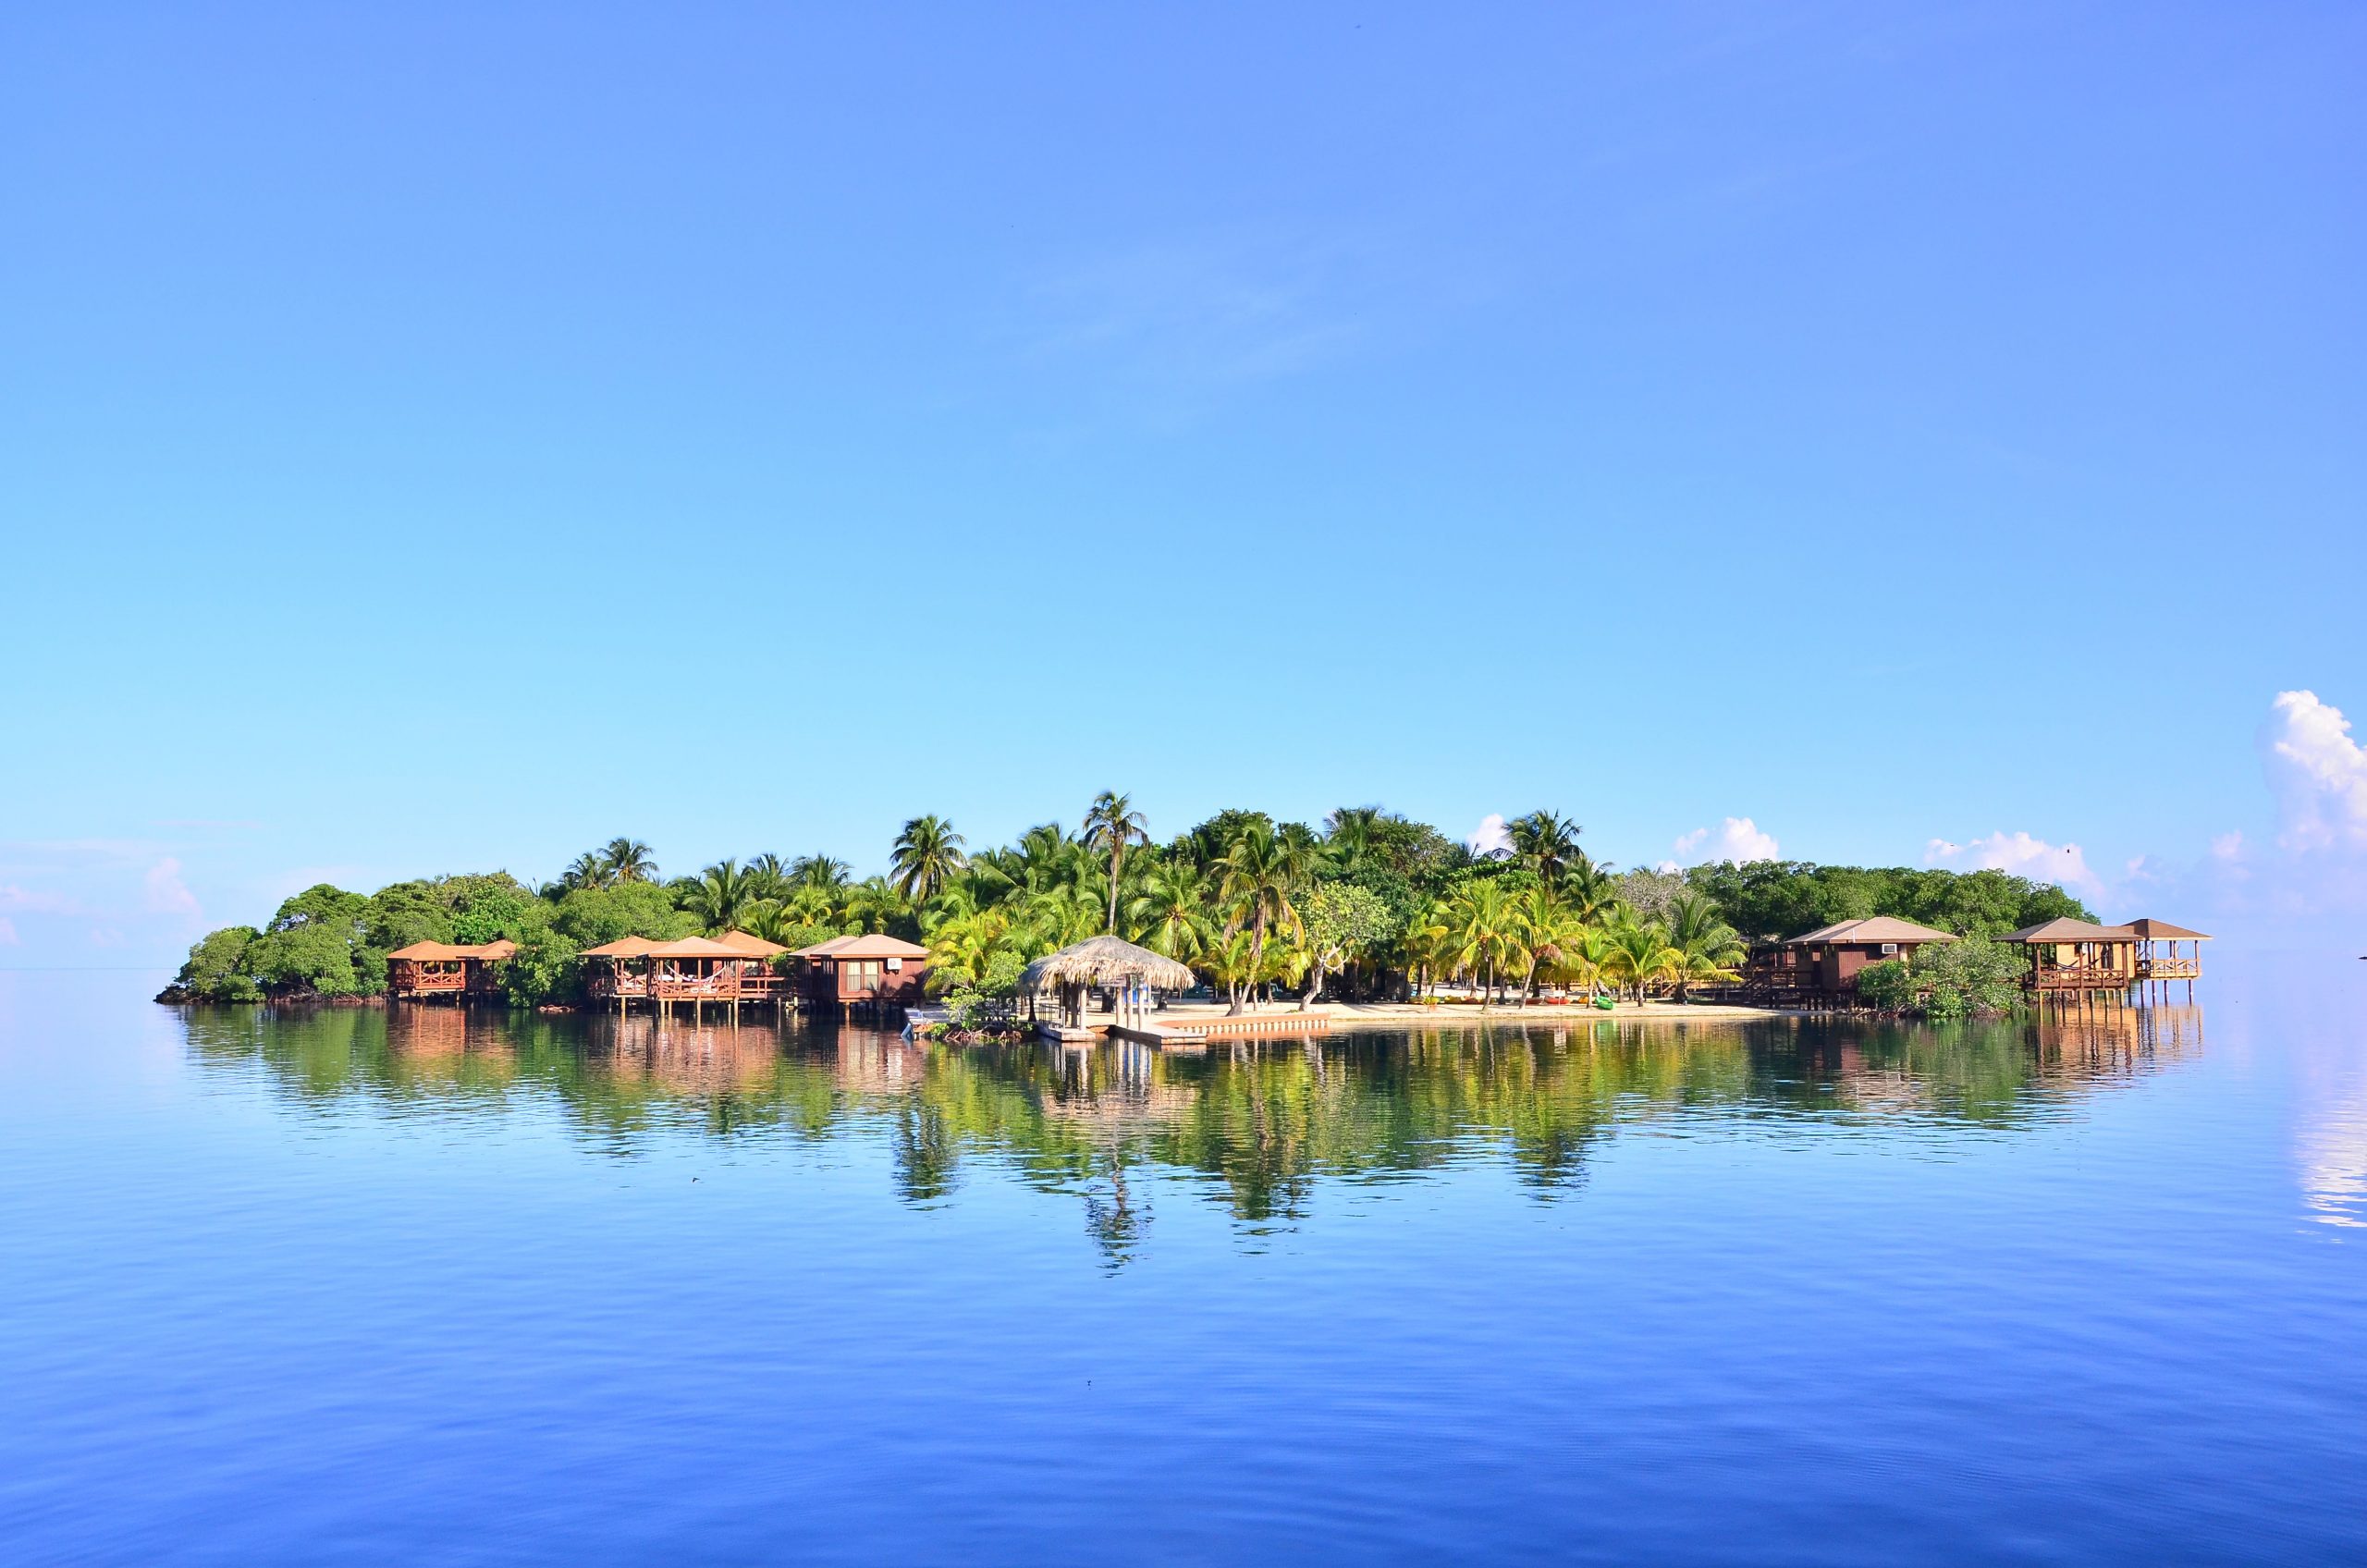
4,3 -> 2363,964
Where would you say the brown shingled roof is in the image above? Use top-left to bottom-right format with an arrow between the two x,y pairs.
1786,917 -> 1958,946
2124,918 -> 2211,940
386,939 -> 518,962
793,933 -> 931,960
2001,918 -> 2136,943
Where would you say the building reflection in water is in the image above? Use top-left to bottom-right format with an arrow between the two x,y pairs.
185,999 -> 2213,1260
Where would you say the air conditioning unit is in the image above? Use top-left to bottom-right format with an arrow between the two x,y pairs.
1881,943 -> 1898,954
886,957 -> 902,972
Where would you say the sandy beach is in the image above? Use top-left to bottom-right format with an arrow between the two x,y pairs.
1150,998 -> 1800,1030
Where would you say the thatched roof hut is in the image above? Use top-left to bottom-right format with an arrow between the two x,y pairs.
1021,936 -> 1196,993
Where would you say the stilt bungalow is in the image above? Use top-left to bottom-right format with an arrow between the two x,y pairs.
792,933 -> 931,1012
386,939 -> 517,1001
711,929 -> 791,1001
584,931 -> 791,1011
2127,919 -> 2210,985
582,936 -> 660,1003
1750,917 -> 1957,999
1999,919 -> 2140,993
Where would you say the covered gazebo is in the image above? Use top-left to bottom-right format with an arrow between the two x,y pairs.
2127,917 -> 2211,997
1020,936 -> 1197,1034
581,935 -> 661,1006
386,939 -> 517,1002
711,929 -> 791,1000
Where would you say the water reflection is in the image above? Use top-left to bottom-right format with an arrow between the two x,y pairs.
179,1004 -> 2207,1258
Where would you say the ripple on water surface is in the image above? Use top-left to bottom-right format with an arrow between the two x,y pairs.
1,961 -> 2363,1564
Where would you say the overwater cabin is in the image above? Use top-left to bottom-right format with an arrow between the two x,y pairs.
583,931 -> 791,1011
1753,917 -> 1956,998
1999,918 -> 2140,993
644,936 -> 762,1009
2127,918 -> 2210,985
793,933 -> 931,1011
582,935 -> 660,1001
710,929 -> 791,1000
386,939 -> 517,1001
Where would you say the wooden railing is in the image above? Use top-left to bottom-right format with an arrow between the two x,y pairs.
2137,957 -> 2201,979
2030,963 -> 2130,991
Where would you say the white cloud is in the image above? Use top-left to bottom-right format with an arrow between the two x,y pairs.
142,858 -> 201,917
1924,830 -> 2103,895
0,918 -> 18,946
1673,816 -> 1781,865
0,885 -> 87,915
2263,690 -> 2367,851
1466,814 -> 1512,859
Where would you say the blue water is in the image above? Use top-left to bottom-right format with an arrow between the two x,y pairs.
4,957 -> 2364,1564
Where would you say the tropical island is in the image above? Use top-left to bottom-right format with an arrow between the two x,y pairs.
158,799 -> 2140,1023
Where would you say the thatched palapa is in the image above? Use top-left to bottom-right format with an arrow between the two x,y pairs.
1021,936 -> 1196,993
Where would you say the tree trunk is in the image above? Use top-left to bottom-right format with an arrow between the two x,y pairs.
1249,911 -> 1267,1012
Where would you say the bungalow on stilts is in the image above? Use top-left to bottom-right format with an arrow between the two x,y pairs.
386,939 -> 517,1003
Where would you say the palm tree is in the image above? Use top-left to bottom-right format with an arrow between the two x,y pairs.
1560,851 -> 1619,926
1540,922 -> 1613,1001
1081,790 -> 1150,934
1324,805 -> 1387,876
1196,927 -> 1264,1016
561,851 -> 612,892
1506,810 -> 1583,888
1447,879 -> 1517,1004
745,853 -> 793,902
1602,915 -> 1681,1004
925,906 -> 1016,990
840,876 -> 912,936
1128,861 -> 1214,962
889,815 -> 968,903
1402,895 -> 1454,1000
790,854 -> 852,893
1508,884 -> 1575,1002
1214,819 -> 1312,1013
680,858 -> 760,934
603,839 -> 657,883
1664,892 -> 1746,1001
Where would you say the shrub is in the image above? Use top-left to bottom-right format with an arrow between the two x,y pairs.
1854,937 -> 2024,1018
167,925 -> 264,1002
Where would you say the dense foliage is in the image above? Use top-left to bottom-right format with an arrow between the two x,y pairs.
1854,937 -> 2027,1019
162,804 -> 2097,1016
1682,861 -> 2091,941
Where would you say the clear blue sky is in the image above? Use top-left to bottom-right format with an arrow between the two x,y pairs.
5,3 -> 2362,964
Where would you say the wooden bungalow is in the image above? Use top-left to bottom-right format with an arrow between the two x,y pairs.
793,933 -> 932,1012
386,939 -> 517,1002
1999,918 -> 2140,994
2127,918 -> 2210,986
710,929 -> 791,1001
1750,917 -> 1956,999
582,935 -> 660,1003
584,931 -> 791,1012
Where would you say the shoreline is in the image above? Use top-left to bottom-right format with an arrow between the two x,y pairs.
1158,998 -> 1804,1029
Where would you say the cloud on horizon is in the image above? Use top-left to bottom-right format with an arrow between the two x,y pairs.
2264,689 -> 2367,851
143,858 -> 202,918
1466,814 -> 1513,859
1674,816 -> 1781,865
1925,829 -> 2104,896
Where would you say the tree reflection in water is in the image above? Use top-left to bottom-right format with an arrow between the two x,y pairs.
178,1003 -> 2206,1262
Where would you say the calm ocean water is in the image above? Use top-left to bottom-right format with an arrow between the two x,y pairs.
3,956 -> 2363,1565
